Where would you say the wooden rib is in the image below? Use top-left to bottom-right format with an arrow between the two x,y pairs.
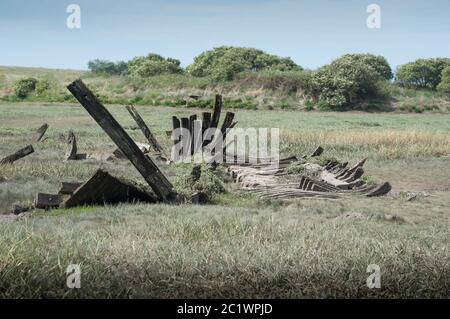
0,145 -> 34,164
31,123 -> 49,143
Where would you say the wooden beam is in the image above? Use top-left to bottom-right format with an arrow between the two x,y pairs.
59,182 -> 83,195
189,114 -> 197,155
221,112 -> 235,135
172,116 -> 181,145
65,130 -> 78,160
62,169 -> 157,208
201,112 -> 211,133
210,94 -> 222,129
0,145 -> 34,164
31,123 -> 49,143
310,146 -> 324,157
36,193 -> 64,209
67,79 -> 176,202
125,105 -> 165,154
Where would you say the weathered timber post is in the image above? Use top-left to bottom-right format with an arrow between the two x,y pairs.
67,79 -> 177,202
31,123 -> 49,143
0,145 -> 34,164
125,105 -> 165,154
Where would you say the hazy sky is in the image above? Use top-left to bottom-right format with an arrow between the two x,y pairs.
1,0 -> 449,70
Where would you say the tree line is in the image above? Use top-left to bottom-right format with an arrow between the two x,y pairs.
87,47 -> 450,109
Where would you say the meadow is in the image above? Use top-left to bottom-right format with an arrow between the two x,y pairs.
0,101 -> 449,298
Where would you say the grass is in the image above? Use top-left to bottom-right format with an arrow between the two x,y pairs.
0,102 -> 449,298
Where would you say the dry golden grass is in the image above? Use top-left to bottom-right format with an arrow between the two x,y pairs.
281,129 -> 450,159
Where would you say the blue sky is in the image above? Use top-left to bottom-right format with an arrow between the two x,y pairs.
0,0 -> 449,70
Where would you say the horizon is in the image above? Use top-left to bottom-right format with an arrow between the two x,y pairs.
1,0 -> 449,71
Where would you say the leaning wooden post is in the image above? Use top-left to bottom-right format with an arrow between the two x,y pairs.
31,123 -> 49,143
0,145 -> 34,164
67,79 -> 177,202
210,94 -> 222,129
125,105 -> 165,154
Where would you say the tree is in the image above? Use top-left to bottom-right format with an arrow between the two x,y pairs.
128,53 -> 183,77
88,59 -> 128,75
396,58 -> 450,89
437,66 -> 450,95
187,46 -> 301,81
330,54 -> 393,80
306,54 -> 391,109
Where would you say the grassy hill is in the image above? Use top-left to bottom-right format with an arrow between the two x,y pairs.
1,65 -> 450,113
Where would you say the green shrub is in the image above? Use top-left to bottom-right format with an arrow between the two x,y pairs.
187,46 -> 302,81
396,58 -> 450,89
304,100 -> 315,111
437,66 -> 450,95
35,79 -> 52,95
306,54 -> 391,109
88,59 -> 128,75
173,165 -> 226,200
128,53 -> 183,77
13,78 -> 38,98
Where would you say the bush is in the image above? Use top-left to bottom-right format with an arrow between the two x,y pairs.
331,54 -> 393,80
396,58 -> 450,89
187,46 -> 302,81
306,54 -> 391,109
88,59 -> 128,75
128,53 -> 183,77
437,66 -> 450,95
35,79 -> 52,95
13,78 -> 38,98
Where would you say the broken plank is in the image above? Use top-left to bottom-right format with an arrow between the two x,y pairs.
36,193 -> 64,209
366,182 -> 392,197
65,130 -> 78,160
59,182 -> 83,195
310,146 -> 324,157
62,169 -> 157,208
0,145 -> 34,164
126,105 -> 165,154
67,79 -> 176,202
31,123 -> 49,143
210,94 -> 222,129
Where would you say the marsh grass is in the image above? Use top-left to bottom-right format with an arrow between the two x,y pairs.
0,102 -> 449,298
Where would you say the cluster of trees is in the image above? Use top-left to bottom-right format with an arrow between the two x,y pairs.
87,47 -> 301,81
87,59 -> 128,75
186,46 -> 301,81
396,58 -> 450,91
87,47 -> 450,109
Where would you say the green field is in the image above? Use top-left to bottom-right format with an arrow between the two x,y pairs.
0,100 -> 449,298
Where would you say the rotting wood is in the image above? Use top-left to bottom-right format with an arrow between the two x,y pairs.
62,169 -> 157,208
202,112 -> 211,133
310,146 -> 324,157
59,182 -> 83,195
36,193 -> 64,209
65,130 -> 87,161
0,145 -> 34,164
366,182 -> 392,197
67,79 -> 176,202
125,105 -> 165,155
65,130 -> 78,160
210,94 -> 222,129
31,123 -> 49,143
189,114 -> 198,155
